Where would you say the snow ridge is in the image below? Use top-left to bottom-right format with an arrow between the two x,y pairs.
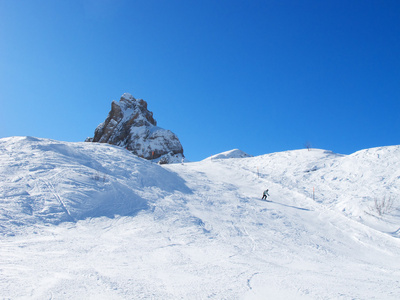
205,149 -> 253,160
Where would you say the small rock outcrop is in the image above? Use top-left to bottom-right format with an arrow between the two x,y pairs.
86,93 -> 184,163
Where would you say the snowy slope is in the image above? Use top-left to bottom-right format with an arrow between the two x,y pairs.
1,137 -> 400,299
0,136 -> 189,232
243,147 -> 400,234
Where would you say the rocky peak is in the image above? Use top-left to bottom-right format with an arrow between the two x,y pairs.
86,93 -> 184,163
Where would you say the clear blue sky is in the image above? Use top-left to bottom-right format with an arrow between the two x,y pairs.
1,0 -> 399,161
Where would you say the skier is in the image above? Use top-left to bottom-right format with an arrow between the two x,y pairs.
261,189 -> 269,200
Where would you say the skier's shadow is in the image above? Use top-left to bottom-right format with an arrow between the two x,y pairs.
270,201 -> 312,211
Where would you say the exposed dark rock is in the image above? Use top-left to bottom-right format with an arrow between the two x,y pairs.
86,93 -> 184,163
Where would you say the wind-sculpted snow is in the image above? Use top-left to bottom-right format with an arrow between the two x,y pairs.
1,139 -> 400,299
0,136 -> 190,232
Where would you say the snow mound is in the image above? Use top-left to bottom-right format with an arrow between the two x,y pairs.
206,149 -> 252,160
0,136 -> 190,233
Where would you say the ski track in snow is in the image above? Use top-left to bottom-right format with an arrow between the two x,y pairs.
0,137 -> 400,299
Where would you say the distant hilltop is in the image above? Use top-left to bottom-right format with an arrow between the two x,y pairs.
205,149 -> 253,160
86,93 -> 184,164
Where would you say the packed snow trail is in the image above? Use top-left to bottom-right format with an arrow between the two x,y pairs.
1,137 -> 400,299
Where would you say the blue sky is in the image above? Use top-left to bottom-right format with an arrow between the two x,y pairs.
1,0 -> 399,161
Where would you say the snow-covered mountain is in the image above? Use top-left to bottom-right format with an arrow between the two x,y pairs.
205,148 -> 252,160
86,93 -> 184,164
1,136 -> 400,299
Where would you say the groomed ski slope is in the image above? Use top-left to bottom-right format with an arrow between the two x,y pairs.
1,137 -> 400,299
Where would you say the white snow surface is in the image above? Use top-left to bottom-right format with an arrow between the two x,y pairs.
1,137 -> 400,299
206,148 -> 253,160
